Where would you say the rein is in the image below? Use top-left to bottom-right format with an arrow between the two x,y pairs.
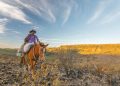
38,44 -> 41,60
33,45 -> 36,61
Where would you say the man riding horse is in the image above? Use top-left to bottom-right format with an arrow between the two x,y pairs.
20,29 -> 47,65
19,29 -> 48,78
20,29 -> 39,65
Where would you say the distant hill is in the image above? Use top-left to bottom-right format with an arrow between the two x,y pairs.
0,48 -> 17,56
1,44 -> 120,56
48,44 -> 120,55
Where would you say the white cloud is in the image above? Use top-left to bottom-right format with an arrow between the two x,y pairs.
0,18 -> 8,33
101,11 -> 120,24
87,0 -> 112,24
14,0 -> 77,24
0,1 -> 31,24
47,9 -> 56,23
14,0 -> 56,23
62,0 -> 78,25
62,6 -> 72,25
12,30 -> 20,34
0,0 -> 78,26
39,0 -> 56,23
0,18 -> 8,22
0,24 -> 6,33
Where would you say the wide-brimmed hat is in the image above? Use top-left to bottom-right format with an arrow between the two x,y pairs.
29,29 -> 36,33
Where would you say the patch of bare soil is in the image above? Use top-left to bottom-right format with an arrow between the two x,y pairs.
0,56 -> 22,86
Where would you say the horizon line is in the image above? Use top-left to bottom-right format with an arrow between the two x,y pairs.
0,43 -> 120,49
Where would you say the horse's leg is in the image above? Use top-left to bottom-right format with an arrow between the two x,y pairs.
20,56 -> 24,64
20,53 -> 26,65
33,60 -> 37,69
30,58 -> 35,79
23,56 -> 26,65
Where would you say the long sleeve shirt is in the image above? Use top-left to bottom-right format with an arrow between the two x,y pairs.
25,34 -> 39,43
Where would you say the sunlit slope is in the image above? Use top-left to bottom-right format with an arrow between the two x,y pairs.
48,44 -> 120,55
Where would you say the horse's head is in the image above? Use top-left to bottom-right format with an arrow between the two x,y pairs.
35,42 -> 48,61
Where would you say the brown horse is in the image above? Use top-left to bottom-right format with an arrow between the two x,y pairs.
22,42 -> 48,78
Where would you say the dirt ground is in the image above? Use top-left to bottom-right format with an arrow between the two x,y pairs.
0,55 -> 120,86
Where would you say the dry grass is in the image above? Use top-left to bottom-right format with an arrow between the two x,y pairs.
48,44 -> 120,55
56,50 -> 120,86
0,48 -> 120,86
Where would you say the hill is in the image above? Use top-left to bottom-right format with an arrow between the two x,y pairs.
48,44 -> 120,55
1,44 -> 120,55
0,48 -> 17,56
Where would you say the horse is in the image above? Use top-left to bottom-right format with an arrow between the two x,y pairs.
21,42 -> 48,79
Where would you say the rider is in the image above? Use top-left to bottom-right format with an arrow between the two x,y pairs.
20,29 -> 39,65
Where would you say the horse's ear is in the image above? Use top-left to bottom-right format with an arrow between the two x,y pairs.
39,41 -> 44,46
44,44 -> 49,48
39,41 -> 49,48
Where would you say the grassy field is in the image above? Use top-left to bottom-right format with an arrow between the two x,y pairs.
0,45 -> 120,86
0,48 -> 17,56
48,44 -> 120,55
1,44 -> 120,55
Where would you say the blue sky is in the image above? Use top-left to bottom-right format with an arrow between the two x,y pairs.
0,0 -> 120,48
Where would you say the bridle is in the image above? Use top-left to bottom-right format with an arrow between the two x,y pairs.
32,44 -> 45,61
